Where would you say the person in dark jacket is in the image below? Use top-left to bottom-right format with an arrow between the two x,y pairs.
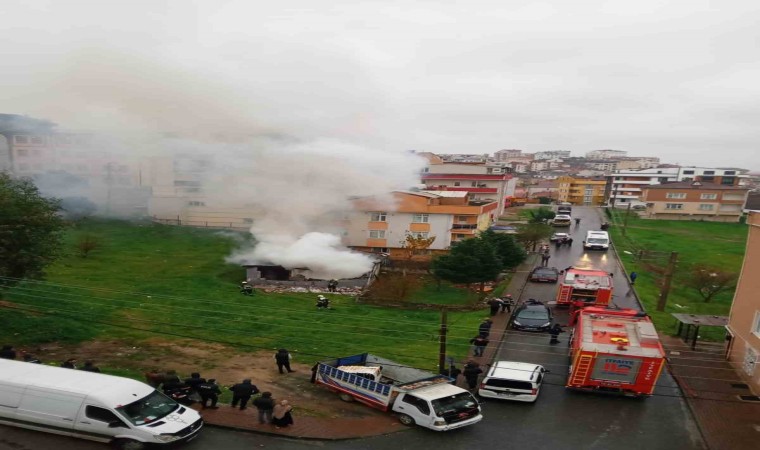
274,349 -> 294,374
252,391 -> 275,424
198,379 -> 221,409
60,358 -> 77,369
487,298 -> 502,316
470,336 -> 489,357
0,345 -> 17,360
463,362 -> 483,390
230,379 -> 259,410
549,324 -> 564,344
23,353 -> 42,364
184,372 -> 206,393
80,361 -> 101,373
630,271 -> 638,285
500,294 -> 513,313
478,319 -> 493,338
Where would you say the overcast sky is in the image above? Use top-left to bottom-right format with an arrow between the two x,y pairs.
1,0 -> 758,170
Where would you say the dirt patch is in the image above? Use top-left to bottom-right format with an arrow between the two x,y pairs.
23,338 -> 382,419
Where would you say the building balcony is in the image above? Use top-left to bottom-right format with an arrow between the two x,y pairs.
451,224 -> 478,230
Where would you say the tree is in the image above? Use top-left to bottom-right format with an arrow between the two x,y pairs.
516,223 -> 553,252
431,237 -> 502,297
76,233 -> 101,258
521,206 -> 556,224
0,173 -> 65,287
686,264 -> 738,303
478,229 -> 527,270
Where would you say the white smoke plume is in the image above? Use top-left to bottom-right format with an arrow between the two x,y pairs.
216,138 -> 426,279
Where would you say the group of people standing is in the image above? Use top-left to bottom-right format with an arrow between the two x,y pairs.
1,346 -> 101,372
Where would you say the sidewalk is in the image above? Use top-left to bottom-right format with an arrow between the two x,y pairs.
195,256 -> 537,439
661,336 -> 760,450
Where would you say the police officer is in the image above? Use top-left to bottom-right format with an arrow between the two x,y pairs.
549,324 -> 564,344
274,349 -> 294,374
230,379 -> 259,410
184,372 -> 206,394
198,379 -> 221,409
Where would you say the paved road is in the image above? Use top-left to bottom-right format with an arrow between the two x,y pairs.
0,207 -> 705,450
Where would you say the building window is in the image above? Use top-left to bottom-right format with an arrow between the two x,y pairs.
370,212 -> 387,222
666,193 -> 686,199
698,204 -> 714,211
752,312 -> 760,338
188,201 -> 206,207
724,171 -> 736,175
409,231 -> 429,239
16,148 -> 28,157
703,170 -> 715,175
700,193 -> 717,200
13,135 -> 29,144
722,177 -> 735,185
701,176 -> 714,182
30,136 -> 44,145
372,247 -> 389,253
453,182 -> 460,186
665,203 -> 683,210
682,170 -> 694,175
369,230 -> 386,239
412,214 -> 429,223
456,216 -> 469,223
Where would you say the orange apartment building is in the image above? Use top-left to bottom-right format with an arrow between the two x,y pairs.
345,190 -> 498,260
726,212 -> 760,393
556,176 -> 606,205
641,181 -> 750,222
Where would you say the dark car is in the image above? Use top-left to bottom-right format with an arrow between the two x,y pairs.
529,266 -> 559,283
511,300 -> 552,332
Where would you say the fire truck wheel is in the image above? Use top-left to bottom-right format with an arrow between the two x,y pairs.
338,393 -> 355,402
398,414 -> 415,426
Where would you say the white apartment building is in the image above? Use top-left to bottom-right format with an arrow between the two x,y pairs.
586,149 -> 628,159
494,149 -> 523,161
529,160 -> 561,172
534,150 -> 571,160
608,167 -> 748,206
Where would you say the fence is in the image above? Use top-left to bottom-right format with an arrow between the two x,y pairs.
151,216 -> 250,231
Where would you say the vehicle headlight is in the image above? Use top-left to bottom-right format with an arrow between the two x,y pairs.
543,322 -> 551,327
156,434 -> 179,443
513,320 -> 522,326
433,419 -> 446,426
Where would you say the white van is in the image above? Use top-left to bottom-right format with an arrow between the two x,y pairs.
0,359 -> 203,449
583,230 -> 610,251
477,361 -> 546,402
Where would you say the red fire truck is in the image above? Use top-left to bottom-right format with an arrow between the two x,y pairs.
567,307 -> 666,397
555,268 -> 613,310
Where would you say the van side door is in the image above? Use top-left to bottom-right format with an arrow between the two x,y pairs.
392,393 -> 433,427
0,381 -> 25,419
74,404 -> 131,443
15,388 -> 85,433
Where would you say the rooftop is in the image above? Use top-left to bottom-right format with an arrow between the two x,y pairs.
644,181 -> 750,191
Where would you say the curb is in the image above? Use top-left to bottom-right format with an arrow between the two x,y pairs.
202,421 -> 408,441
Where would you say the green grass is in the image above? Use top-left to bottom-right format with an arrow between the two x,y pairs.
1,219 -> 484,370
606,210 -> 746,340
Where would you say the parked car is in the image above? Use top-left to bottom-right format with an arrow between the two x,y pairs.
529,266 -> 560,283
551,215 -> 572,227
478,361 -> 547,403
550,232 -> 570,242
510,300 -> 552,332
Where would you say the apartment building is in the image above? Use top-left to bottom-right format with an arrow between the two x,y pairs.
609,167 -> 748,207
556,176 -> 606,205
586,149 -> 627,159
346,190 -> 498,260
529,160 -> 561,172
534,150 -> 571,160
421,157 -> 515,217
641,181 -> 750,222
494,149 -> 523,161
726,212 -> 760,393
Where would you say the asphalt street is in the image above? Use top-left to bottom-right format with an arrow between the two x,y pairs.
0,207 -> 706,450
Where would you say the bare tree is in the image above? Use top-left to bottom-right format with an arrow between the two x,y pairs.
686,264 -> 738,302
76,234 -> 101,258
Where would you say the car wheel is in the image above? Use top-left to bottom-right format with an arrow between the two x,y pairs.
338,392 -> 355,402
398,414 -> 415,426
112,439 -> 145,450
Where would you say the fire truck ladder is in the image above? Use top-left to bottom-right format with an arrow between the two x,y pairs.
570,353 -> 595,386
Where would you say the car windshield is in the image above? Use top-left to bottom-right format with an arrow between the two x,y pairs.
588,238 -> 608,244
518,308 -> 549,320
431,392 -> 478,416
116,391 -> 179,426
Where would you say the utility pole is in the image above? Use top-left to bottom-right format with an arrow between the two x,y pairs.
622,203 -> 632,236
438,308 -> 448,374
657,252 -> 679,311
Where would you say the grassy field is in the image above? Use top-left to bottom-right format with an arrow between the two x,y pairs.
1,219 -> 486,370
606,210 -> 747,339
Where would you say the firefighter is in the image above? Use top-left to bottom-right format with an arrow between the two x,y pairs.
549,324 -> 564,344
316,295 -> 330,309
240,281 -> 254,296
